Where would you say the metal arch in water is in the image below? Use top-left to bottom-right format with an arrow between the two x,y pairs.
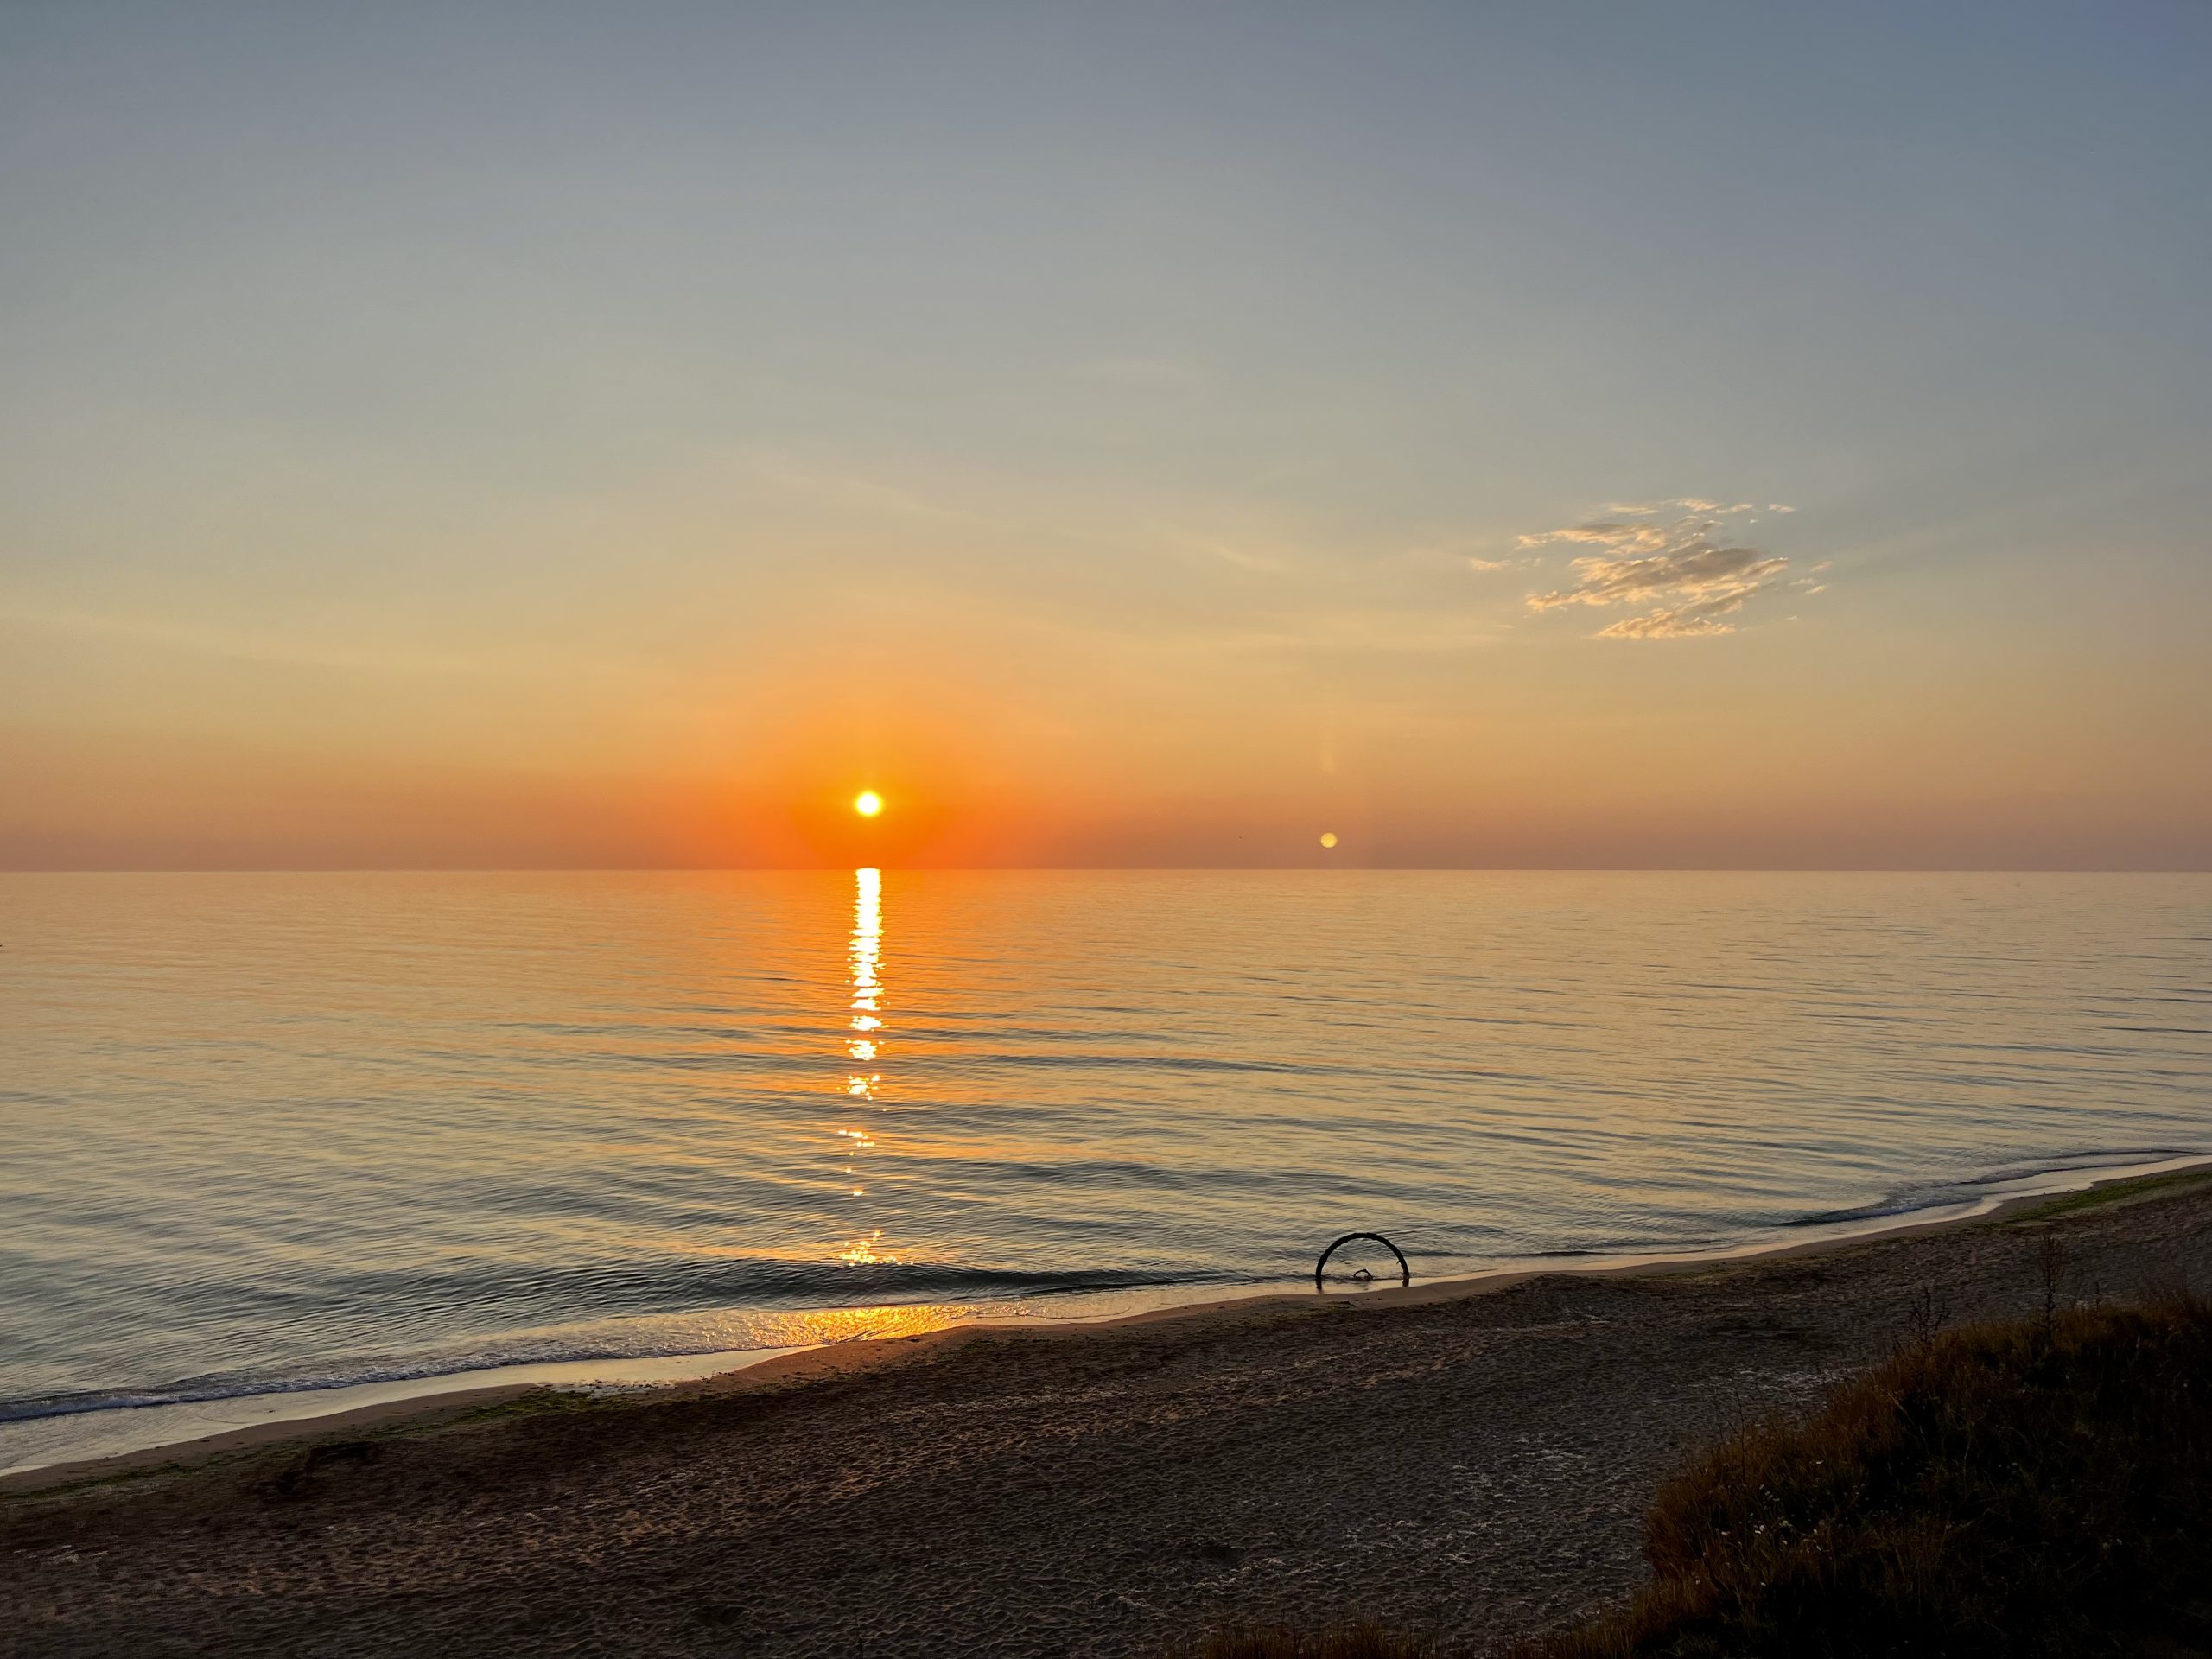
1313,1231 -> 1410,1291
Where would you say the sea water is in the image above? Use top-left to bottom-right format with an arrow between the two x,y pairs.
3,871 -> 2208,1471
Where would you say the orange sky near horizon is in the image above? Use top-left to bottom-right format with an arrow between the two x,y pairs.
3,7 -> 2209,871
5,607 -> 2204,869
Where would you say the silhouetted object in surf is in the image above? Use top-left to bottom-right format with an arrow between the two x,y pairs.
1313,1232 -> 1409,1291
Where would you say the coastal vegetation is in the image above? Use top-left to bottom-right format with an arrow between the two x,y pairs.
1193,1291 -> 2212,1657
2004,1166 -> 2212,1224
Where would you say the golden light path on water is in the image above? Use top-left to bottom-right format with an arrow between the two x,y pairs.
838,867 -> 893,1268
4,872 -> 2211,1480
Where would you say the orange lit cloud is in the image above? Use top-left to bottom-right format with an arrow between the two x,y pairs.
1520,502 -> 1801,639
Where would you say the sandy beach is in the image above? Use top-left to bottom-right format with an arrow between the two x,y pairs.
5,1171 -> 2209,1658
10,5 -> 2208,1649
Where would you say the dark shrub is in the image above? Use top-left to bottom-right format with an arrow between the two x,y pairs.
1549,1297 -> 2212,1657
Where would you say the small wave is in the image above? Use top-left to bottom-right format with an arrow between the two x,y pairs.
132,1255 -> 1236,1335
0,1262 -> 1235,1426
1783,1147 -> 2202,1229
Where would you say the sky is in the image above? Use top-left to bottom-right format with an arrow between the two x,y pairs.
3,1 -> 2209,869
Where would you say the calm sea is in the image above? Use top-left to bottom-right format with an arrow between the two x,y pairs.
4,871 -> 2209,1468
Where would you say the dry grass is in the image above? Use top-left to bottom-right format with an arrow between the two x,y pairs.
1184,1295 -> 2212,1658
1540,1294 -> 2212,1657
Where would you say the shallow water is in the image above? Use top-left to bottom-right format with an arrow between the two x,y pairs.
4,871 -> 2208,1456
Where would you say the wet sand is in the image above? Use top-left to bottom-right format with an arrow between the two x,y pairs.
6,1173 -> 2210,1657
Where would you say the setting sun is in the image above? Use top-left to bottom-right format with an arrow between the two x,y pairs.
5,10 -> 2209,1651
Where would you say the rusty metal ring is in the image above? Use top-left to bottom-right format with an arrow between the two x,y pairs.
1313,1231 -> 1410,1291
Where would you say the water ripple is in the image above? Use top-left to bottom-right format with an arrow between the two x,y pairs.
3,870 -> 2209,1428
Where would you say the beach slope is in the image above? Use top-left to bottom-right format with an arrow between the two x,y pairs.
5,1178 -> 2210,1658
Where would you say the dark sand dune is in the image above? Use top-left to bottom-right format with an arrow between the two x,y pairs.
6,1179 -> 2209,1658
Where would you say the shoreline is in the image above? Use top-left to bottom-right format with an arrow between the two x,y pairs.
10,1168 -> 2212,1656
10,1150 -> 2209,1498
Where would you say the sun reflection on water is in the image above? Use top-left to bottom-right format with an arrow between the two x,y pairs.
776,1301 -> 972,1344
847,866 -> 883,1096
837,867 -> 901,1266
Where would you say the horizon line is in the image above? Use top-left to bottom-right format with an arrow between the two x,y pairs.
3,864 -> 2208,877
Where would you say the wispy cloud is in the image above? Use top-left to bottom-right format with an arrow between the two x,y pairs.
1597,497 -> 1758,518
1518,501 -> 1800,639
1592,593 -> 1754,639
737,448 -> 1003,528
1074,355 -> 1205,389
1151,523 -> 1292,575
0,601 -> 499,677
